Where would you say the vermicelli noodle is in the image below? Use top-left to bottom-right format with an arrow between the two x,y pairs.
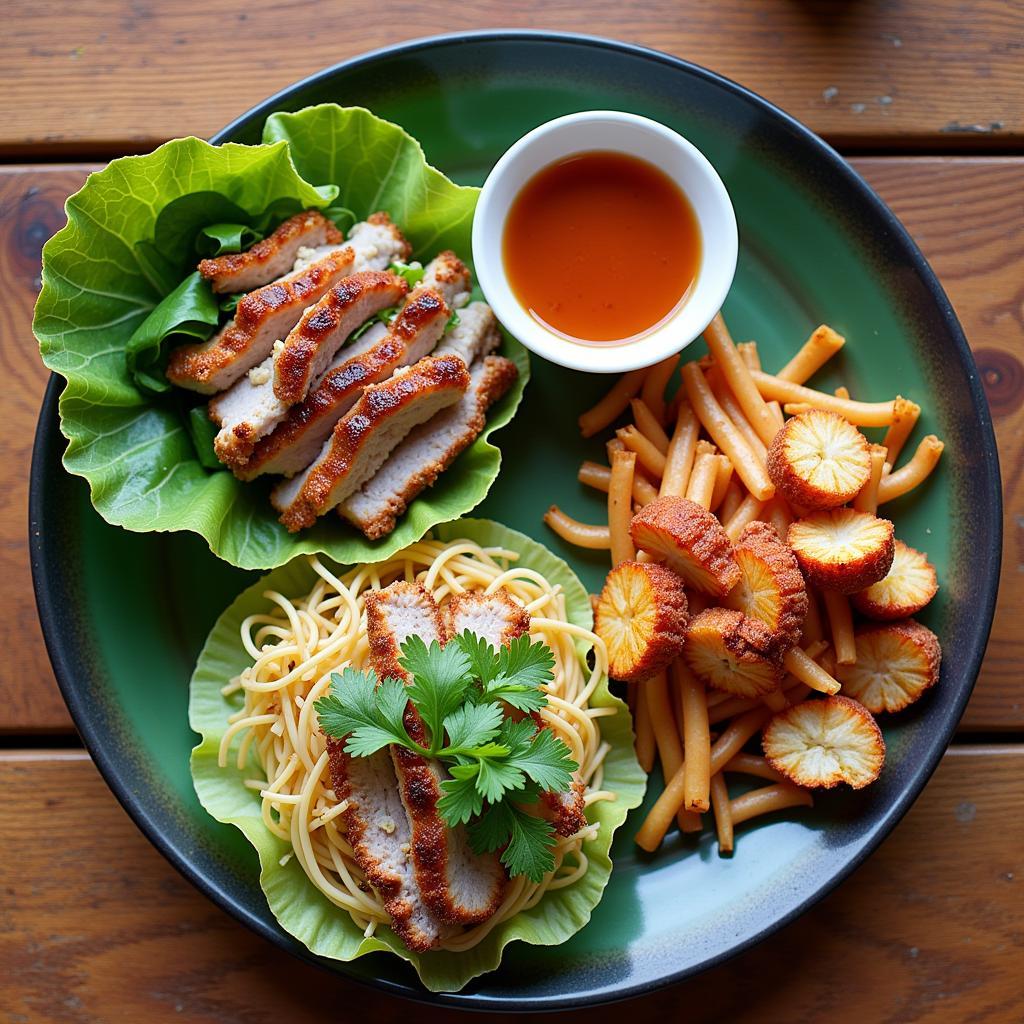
218,537 -> 618,949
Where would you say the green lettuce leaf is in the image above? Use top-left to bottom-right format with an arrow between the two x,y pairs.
34,106 -> 528,570
189,519 -> 646,992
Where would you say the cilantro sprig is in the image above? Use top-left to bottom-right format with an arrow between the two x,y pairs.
314,632 -> 577,882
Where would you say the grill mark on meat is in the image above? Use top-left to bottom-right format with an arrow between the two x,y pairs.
340,355 -> 517,539
271,355 -> 470,531
167,249 -> 355,393
272,270 -> 408,407
198,210 -> 341,294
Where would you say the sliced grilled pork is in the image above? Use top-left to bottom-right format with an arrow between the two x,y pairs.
340,355 -> 518,539
446,589 -> 588,838
198,210 -> 341,294
239,254 -> 472,482
272,355 -> 470,532
325,740 -> 455,952
167,214 -> 409,394
167,248 -> 355,394
293,211 -> 411,272
208,271 -> 407,470
366,583 -> 507,926
434,302 -> 502,364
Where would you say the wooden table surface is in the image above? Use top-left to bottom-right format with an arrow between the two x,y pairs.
2,4 -> 1022,1021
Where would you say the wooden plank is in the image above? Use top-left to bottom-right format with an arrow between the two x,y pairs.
857,158 -> 1024,731
1,1 -> 1023,155
1,747 -> 1020,1021
0,159 -> 1020,733
0,166 -> 91,733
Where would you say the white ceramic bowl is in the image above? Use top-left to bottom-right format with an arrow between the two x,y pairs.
472,110 -> 738,374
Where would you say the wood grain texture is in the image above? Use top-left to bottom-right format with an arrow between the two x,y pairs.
0,167 -> 90,733
1,1 -> 1023,155
857,158 -> 1024,731
1,747 -> 1020,1022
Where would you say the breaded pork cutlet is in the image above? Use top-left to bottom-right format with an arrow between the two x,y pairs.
272,354 -> 470,531
366,583 -> 508,927
340,354 -> 517,539
167,213 -> 409,394
236,254 -> 472,481
447,589 -> 588,838
208,270 -> 408,470
198,210 -> 341,294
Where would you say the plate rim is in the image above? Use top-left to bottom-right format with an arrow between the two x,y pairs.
30,29 -> 1003,1010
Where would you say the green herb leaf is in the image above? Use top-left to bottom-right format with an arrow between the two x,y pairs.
196,223 -> 263,257
468,801 -> 557,882
447,309 -> 461,329
219,292 -> 245,314
442,701 -> 504,751
454,630 -> 501,689
400,637 -> 472,746
437,773 -> 484,826
496,634 -> 556,691
389,260 -> 425,288
474,755 -> 526,803
314,668 -> 413,757
503,720 -> 578,792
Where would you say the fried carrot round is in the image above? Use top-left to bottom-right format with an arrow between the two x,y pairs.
578,368 -> 646,437
609,450 -> 637,566
751,371 -> 896,426
544,506 -> 611,549
775,325 -> 845,384
704,314 -> 781,446
877,435 -> 944,503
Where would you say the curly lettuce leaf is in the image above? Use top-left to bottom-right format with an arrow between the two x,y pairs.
34,107 -> 528,570
189,520 -> 646,992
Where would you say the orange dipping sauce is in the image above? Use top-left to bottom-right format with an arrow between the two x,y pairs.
502,150 -> 701,344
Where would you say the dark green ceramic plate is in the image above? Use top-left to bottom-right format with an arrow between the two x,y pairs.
31,31 -> 1000,1010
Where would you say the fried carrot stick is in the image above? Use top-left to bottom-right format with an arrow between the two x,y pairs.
775,325 -> 845,384
618,425 -> 667,479
782,646 -> 841,695
723,752 -> 786,783
578,368 -> 646,437
707,367 -> 770,462
822,590 -> 856,666
634,684 -> 656,773
686,448 -> 719,510
578,461 -> 659,506
659,401 -> 700,498
751,371 -> 896,426
609,450 -> 637,566
630,398 -> 671,454
681,362 -> 775,499
724,494 -> 767,542
704,314 -> 781,446
737,341 -> 761,371
729,783 -> 813,824
718,479 -> 745,525
877,435 -> 944,503
544,507 -> 611,549
710,772 -> 734,853
676,660 -> 711,813
709,456 -> 735,513
640,354 -> 681,425
853,443 -> 888,514
881,396 -> 922,468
